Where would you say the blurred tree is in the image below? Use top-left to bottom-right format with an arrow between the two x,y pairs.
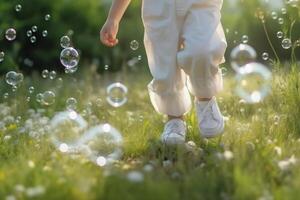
0,0 -> 299,74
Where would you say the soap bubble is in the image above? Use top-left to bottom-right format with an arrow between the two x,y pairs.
60,36 -> 71,48
27,30 -> 33,37
56,76 -> 63,85
66,98 -> 77,110
230,44 -> 257,72
295,40 -> 300,47
28,86 -> 35,94
41,69 -> 49,78
104,65 -> 109,71
106,82 -> 128,107
42,30 -> 48,37
30,36 -> 36,43
50,110 -> 88,153
5,28 -> 17,41
271,11 -> 278,20
15,4 -> 22,12
0,51 -> 4,62
262,52 -> 269,61
278,18 -> 284,25
36,93 -> 43,103
3,93 -> 9,99
277,31 -> 283,39
41,91 -> 55,106
78,123 -> 123,165
5,71 -> 23,86
282,38 -> 292,49
288,0 -> 299,7
235,62 -> 272,104
130,40 -> 139,51
45,14 -> 51,21
49,71 -> 57,80
60,47 -> 80,69
241,35 -> 249,44
31,26 -> 38,33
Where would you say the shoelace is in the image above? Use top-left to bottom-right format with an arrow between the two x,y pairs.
198,97 -> 217,124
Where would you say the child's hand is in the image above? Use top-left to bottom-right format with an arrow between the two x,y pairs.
100,20 -> 119,47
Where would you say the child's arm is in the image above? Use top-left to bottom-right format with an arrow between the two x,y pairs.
100,0 -> 131,47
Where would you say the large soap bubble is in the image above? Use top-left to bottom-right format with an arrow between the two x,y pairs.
235,62 -> 272,104
60,47 -> 79,69
78,123 -> 123,166
50,110 -> 88,153
231,44 -> 257,72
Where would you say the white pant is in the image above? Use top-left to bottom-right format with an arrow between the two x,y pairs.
142,0 -> 227,116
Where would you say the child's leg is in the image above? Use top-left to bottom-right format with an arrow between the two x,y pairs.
177,0 -> 227,99
142,0 -> 192,117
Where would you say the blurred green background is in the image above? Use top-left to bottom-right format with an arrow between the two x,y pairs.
0,0 -> 299,74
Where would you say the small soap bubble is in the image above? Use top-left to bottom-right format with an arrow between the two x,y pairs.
278,18 -> 284,25
262,52 -> 269,61
0,51 -> 5,62
271,11 -> 278,20
42,30 -> 48,37
12,85 -> 18,92
45,14 -> 51,21
130,40 -> 139,51
41,91 -> 56,106
3,93 -> 9,99
15,4 -> 22,12
31,26 -> 38,33
28,86 -> 35,94
36,93 -> 43,103
30,36 -> 36,43
5,28 -> 17,41
282,38 -> 292,49
60,47 -> 80,69
242,35 -> 249,44
277,31 -> 283,39
27,30 -> 33,37
60,36 -> 71,48
41,69 -> 49,78
49,71 -> 57,80
66,97 -> 78,110
106,82 -> 128,107
295,40 -> 300,47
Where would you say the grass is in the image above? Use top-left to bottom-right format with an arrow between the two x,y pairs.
0,63 -> 300,200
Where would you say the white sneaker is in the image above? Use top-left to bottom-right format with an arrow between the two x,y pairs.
195,97 -> 224,138
161,119 -> 186,145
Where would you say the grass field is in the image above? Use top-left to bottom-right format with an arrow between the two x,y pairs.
0,63 -> 300,200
